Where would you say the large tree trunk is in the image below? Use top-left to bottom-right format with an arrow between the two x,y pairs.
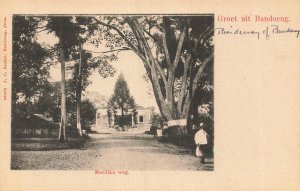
130,18 -> 173,121
93,17 -> 212,132
76,89 -> 82,136
58,46 -> 67,142
76,95 -> 82,135
76,46 -> 83,136
148,67 -> 173,121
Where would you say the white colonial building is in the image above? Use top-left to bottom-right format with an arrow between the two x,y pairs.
93,106 -> 152,132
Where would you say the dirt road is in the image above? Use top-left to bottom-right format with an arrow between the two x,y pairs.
11,131 -> 213,171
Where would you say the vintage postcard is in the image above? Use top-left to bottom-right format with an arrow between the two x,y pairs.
0,0 -> 299,191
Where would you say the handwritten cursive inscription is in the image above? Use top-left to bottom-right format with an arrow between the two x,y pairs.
215,25 -> 300,40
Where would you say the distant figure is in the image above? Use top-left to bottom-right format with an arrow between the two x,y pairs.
82,129 -> 89,137
153,126 -> 158,138
194,123 -> 209,164
162,122 -> 168,138
163,122 -> 168,130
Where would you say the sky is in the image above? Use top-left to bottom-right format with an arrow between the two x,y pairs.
38,29 -> 159,111
84,51 -> 157,110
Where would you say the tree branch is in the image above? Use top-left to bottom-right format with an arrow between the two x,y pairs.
144,16 -> 152,33
177,53 -> 192,113
156,63 -> 167,86
162,17 -> 172,67
126,20 -> 145,55
192,53 -> 213,95
129,18 -> 156,67
179,25 -> 214,116
172,19 -> 189,68
142,28 -> 156,41
131,17 -> 173,119
180,51 -> 213,118
200,25 -> 214,46
177,25 -> 213,114
155,49 -> 167,86
86,47 -> 131,54
92,17 -> 147,62
189,25 -> 214,56
182,88 -> 191,118
126,19 -> 153,72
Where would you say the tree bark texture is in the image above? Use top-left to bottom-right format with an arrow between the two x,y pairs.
58,46 -> 67,142
76,46 -> 83,136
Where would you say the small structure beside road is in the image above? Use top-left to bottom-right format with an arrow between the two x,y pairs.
12,114 -> 59,138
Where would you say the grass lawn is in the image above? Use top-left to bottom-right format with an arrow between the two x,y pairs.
12,137 -> 89,151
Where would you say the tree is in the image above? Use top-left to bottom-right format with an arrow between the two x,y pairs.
81,99 -> 97,131
91,16 -> 213,129
69,47 -> 116,135
46,16 -> 82,142
12,16 -> 51,118
76,45 -> 83,135
32,81 -> 61,123
67,17 -> 116,136
12,16 -> 118,141
108,73 -> 136,127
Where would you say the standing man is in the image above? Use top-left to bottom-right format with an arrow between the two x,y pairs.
194,123 -> 209,163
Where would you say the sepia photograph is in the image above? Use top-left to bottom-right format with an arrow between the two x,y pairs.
1,0 -> 300,190
10,15 -> 214,171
